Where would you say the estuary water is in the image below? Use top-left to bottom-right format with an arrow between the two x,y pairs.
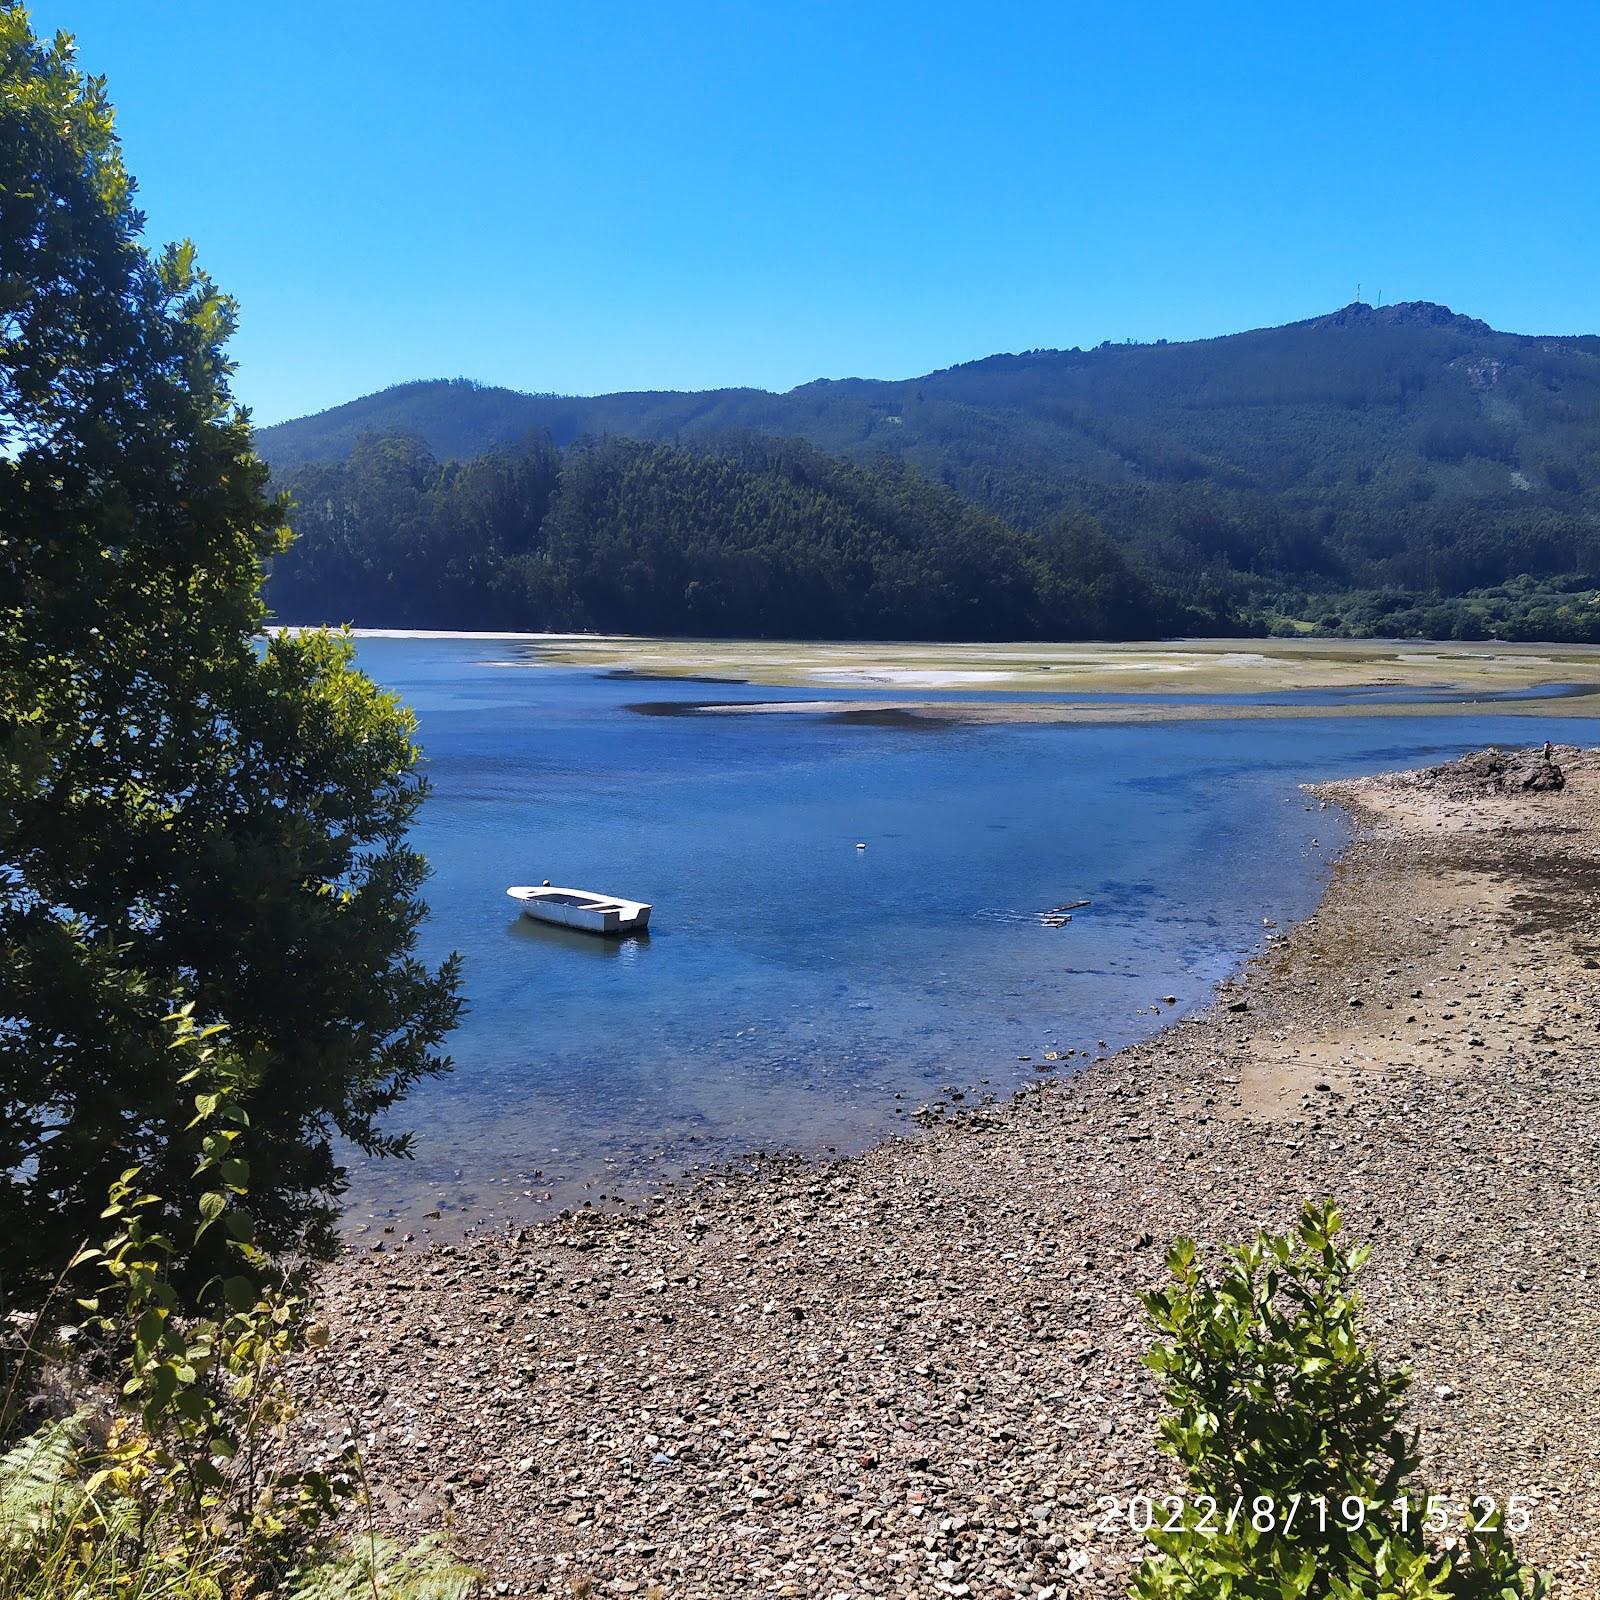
342,637 -> 1593,1234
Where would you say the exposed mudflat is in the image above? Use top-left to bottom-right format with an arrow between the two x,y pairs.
298,747 -> 1600,1599
518,633 -> 1600,706
631,693 -> 1600,726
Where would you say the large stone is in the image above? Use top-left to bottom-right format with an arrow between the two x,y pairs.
1416,746 -> 1564,796
1513,757 -> 1566,792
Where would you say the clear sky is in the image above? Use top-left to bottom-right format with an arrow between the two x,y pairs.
27,0 -> 1600,425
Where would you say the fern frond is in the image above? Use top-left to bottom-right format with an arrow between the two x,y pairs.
285,1533 -> 477,1600
0,1411 -> 87,1544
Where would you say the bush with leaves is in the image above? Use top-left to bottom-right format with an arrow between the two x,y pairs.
0,1409 -> 476,1600
0,1011 -> 475,1599
1132,1200 -> 1548,1599
67,1009 -> 341,1548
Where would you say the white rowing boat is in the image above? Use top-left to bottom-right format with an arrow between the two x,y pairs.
506,884 -> 652,936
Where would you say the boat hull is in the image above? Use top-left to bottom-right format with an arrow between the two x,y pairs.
507,886 -> 651,937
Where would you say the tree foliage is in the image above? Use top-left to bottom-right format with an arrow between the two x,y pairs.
0,7 -> 461,1307
270,431 -> 1211,640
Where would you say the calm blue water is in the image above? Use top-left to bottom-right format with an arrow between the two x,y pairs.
342,637 -> 1594,1235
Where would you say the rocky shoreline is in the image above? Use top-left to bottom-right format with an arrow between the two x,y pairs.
297,748 -> 1600,1599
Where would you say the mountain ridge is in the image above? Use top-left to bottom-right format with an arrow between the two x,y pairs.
254,300 -> 1600,530
259,301 -> 1585,455
260,299 -> 1600,642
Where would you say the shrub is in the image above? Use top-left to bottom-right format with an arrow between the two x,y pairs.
0,1011 -> 475,1599
1132,1200 -> 1548,1599
0,1411 -> 476,1600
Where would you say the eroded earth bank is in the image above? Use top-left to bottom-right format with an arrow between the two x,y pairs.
298,748 -> 1600,1599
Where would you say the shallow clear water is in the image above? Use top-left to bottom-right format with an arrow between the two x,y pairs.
342,637 -> 1594,1235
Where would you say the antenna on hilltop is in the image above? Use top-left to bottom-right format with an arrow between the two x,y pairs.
1376,287 -> 1384,307
1356,282 -> 1362,304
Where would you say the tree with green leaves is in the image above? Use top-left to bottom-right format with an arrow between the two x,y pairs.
1133,1201 -> 1547,1599
0,7 -> 462,1307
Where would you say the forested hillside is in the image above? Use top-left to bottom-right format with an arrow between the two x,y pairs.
270,433 -> 1205,638
261,302 -> 1600,640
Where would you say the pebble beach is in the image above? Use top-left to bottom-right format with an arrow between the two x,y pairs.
298,747 -> 1600,1598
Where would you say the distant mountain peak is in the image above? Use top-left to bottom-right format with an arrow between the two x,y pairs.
1309,300 -> 1494,336
259,298 -> 1596,480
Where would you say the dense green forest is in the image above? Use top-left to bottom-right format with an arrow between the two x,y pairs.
270,432 -> 1209,639
262,301 -> 1600,640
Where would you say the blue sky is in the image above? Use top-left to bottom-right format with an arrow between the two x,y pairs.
29,1 -> 1600,425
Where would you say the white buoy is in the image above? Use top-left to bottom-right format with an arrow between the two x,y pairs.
856,842 -> 866,850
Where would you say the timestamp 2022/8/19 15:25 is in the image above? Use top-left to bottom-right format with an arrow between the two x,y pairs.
1096,1493 -> 1535,1538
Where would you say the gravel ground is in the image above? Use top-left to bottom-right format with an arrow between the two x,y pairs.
297,747 -> 1600,1599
